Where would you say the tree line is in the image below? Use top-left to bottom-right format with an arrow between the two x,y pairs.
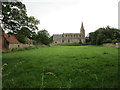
2,1 -> 52,45
86,26 -> 120,45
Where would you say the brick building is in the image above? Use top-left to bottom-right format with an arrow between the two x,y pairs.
1,30 -> 20,51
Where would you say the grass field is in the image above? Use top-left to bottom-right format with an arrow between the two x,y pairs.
2,46 -> 118,88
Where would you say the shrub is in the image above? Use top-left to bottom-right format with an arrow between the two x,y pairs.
103,39 -> 112,43
112,40 -> 118,44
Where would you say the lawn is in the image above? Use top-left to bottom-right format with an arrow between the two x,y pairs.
2,46 -> 118,88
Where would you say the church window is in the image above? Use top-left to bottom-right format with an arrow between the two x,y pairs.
68,39 -> 70,43
62,40 -> 64,42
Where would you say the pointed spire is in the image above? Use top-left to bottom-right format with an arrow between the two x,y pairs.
81,22 -> 83,26
80,22 -> 85,43
81,22 -> 84,30
80,22 -> 85,33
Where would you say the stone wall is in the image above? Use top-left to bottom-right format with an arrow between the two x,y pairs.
9,44 -> 34,50
9,44 -> 20,50
116,43 -> 120,48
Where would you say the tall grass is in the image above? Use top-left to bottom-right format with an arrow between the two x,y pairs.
2,46 -> 118,88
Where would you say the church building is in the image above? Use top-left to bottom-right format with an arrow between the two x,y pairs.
53,22 -> 85,44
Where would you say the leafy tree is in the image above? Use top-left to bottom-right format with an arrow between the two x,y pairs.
2,2 -> 27,33
14,27 -> 30,44
26,16 -> 40,31
14,27 -> 38,44
15,34 -> 26,44
2,1 -> 40,45
2,2 -> 40,33
88,26 -> 120,45
18,27 -> 32,37
49,36 -> 53,43
37,30 -> 51,45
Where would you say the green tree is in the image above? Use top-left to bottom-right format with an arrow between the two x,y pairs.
2,2 -> 40,33
37,30 -> 51,45
2,2 -> 27,33
49,36 -> 53,43
88,26 -> 120,45
15,34 -> 26,44
2,1 -> 40,45
26,16 -> 40,31
14,27 -> 31,44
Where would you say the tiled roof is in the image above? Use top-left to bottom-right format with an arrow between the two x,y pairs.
2,31 -> 20,44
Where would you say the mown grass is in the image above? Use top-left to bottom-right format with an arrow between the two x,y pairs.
2,46 -> 118,88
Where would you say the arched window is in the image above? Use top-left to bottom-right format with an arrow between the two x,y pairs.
68,39 -> 70,43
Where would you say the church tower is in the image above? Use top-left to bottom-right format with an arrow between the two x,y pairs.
80,22 -> 85,43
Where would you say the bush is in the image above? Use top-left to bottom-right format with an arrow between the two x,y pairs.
32,40 -> 37,45
112,39 -> 118,44
103,39 -> 112,43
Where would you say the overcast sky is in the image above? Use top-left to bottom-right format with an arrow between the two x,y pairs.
22,0 -> 119,36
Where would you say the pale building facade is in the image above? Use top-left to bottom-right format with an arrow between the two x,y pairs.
53,22 -> 85,44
